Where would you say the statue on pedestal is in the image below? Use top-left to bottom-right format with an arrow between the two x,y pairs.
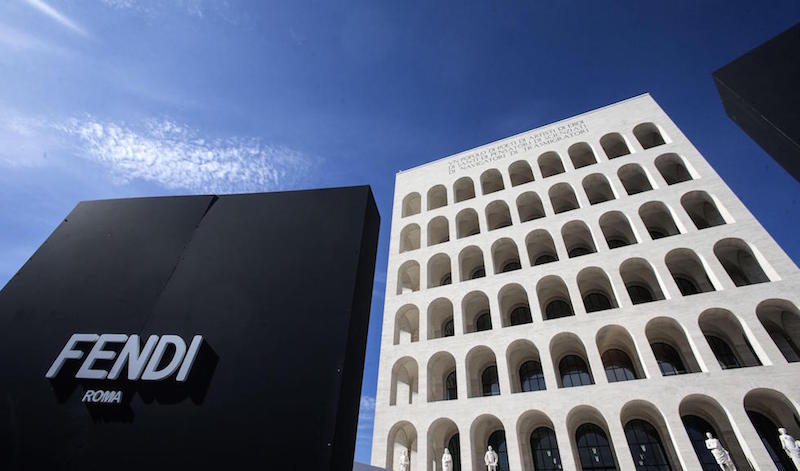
705,432 -> 736,470
442,447 -> 453,471
778,428 -> 800,470
484,445 -> 499,471
398,449 -> 410,471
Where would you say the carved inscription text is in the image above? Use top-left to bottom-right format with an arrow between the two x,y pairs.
447,120 -> 589,174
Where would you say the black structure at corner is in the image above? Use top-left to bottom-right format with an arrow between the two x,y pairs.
713,22 -> 800,181
0,186 -> 380,470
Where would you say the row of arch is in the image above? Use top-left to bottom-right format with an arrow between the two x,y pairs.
400,184 -> 727,254
387,388 -> 800,470
401,123 -> 672,217
396,240 -> 770,323
391,300 -> 800,407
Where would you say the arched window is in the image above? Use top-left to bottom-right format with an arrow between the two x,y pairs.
624,419 -> 672,470
583,173 -> 616,205
445,370 -> 458,400
459,246 -> 485,281
651,342 -> 687,376
714,239 -> 770,287
646,317 -> 701,376
568,142 -> 597,168
394,304 -> 419,345
428,298 -> 455,340
618,163 -> 654,195
578,267 -> 618,313
633,122 -> 667,149
488,430 -> 510,471
549,183 -> 580,214
453,177 -> 476,203
486,200 -> 512,230
639,202 -> 681,239
517,191 -> 545,222
456,208 -> 480,239
600,132 -> 631,159
402,192 -> 421,217
427,253 -> 452,289
620,258 -> 666,305
476,312 -> 492,332
538,276 -> 575,320
390,357 -> 418,405
399,224 -> 420,253
481,365 -> 500,396
462,291 -> 491,334
681,191 -> 727,229
538,151 -> 565,177
757,300 -> 800,363
576,423 -> 617,470
655,153 -> 693,185
481,169 -> 505,195
600,211 -> 638,249
519,361 -> 545,392
526,229 -> 559,266
397,260 -> 420,295
492,238 -> 521,275
700,308 -> 762,369
681,415 -> 724,470
602,349 -> 638,382
509,160 -> 534,186
427,216 -> 450,246
665,248 -> 716,296
562,220 -> 597,259
559,355 -> 593,387
427,184 -> 448,210
530,427 -> 562,470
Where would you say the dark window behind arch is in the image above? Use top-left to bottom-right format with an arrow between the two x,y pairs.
705,335 -> 740,369
681,415 -> 722,470
546,300 -> 573,319
627,284 -> 655,304
445,370 -> 457,400
576,423 -> 617,470
476,312 -> 492,332
651,342 -> 687,376
746,410 -> 795,470
519,360 -> 546,392
447,433 -> 462,471
602,349 -> 638,382
481,365 -> 500,396
443,319 -> 454,337
530,427 -> 562,470
559,355 -> 592,387
624,419 -> 672,471
510,306 -> 532,326
488,430 -> 510,471
584,292 -> 613,313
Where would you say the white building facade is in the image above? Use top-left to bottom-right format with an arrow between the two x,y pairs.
371,94 -> 800,471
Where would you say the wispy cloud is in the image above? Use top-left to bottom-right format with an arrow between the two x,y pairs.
55,116 -> 315,193
358,395 -> 376,431
23,0 -> 88,37
0,23 -> 68,55
0,110 -> 318,193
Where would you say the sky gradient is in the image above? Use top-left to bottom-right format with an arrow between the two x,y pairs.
1,1 -> 799,464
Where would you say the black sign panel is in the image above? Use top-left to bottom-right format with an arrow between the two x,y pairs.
0,186 -> 380,470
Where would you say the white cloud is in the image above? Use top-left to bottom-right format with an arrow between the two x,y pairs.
23,0 -> 89,37
54,116 -> 316,193
0,23 -> 69,55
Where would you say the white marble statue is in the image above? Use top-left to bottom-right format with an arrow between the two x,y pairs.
484,445 -> 499,471
398,449 -> 410,471
442,447 -> 453,471
779,428 -> 800,470
705,432 -> 737,470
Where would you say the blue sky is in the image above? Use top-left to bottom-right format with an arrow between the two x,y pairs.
1,0 -> 799,464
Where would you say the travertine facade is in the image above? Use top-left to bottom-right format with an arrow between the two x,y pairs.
372,94 -> 800,471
